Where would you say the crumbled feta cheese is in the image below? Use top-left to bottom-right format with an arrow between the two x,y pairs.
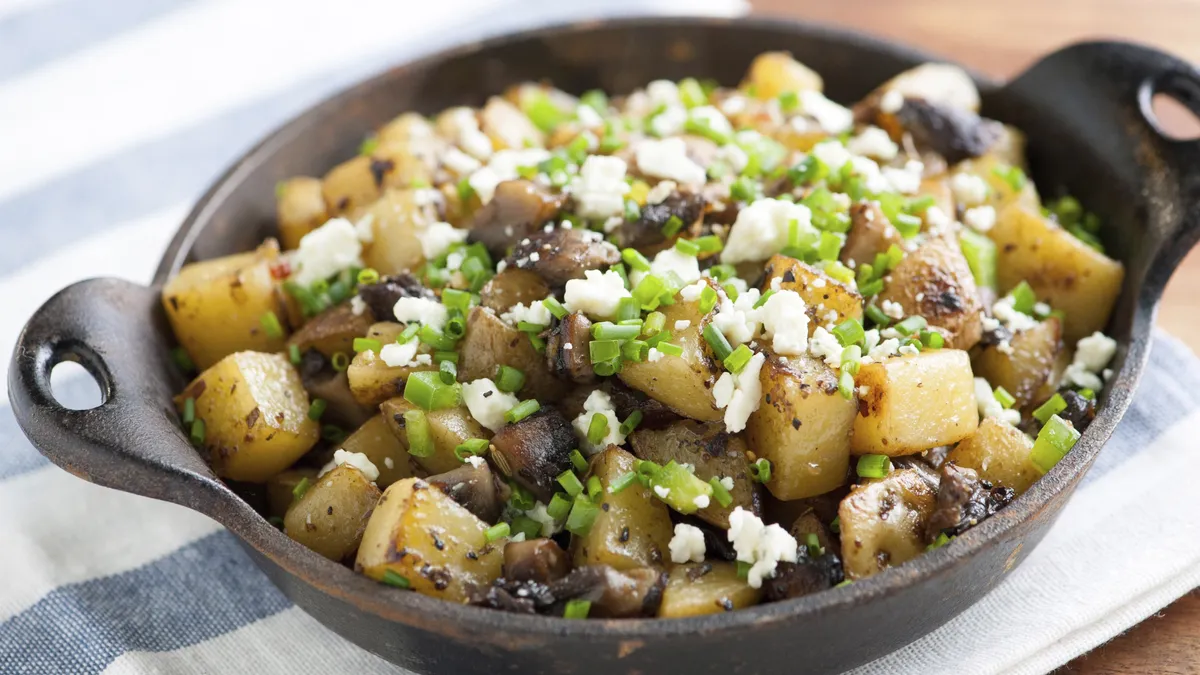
354,213 -> 375,243
1063,332 -> 1118,390
654,485 -> 671,499
674,320 -> 692,330
727,507 -> 798,589
393,296 -> 448,331
798,91 -> 854,134
868,337 -> 902,362
712,287 -> 763,346
721,94 -> 748,116
963,205 -> 997,233
693,494 -> 711,509
647,347 -> 665,362
717,143 -> 750,174
630,247 -> 702,288
445,250 -> 466,271
669,523 -> 707,564
881,299 -> 905,320
444,108 -> 493,160
563,269 -> 632,320
443,147 -> 482,174
996,340 -> 1015,355
811,141 -> 853,173
464,455 -> 486,469
350,295 -> 368,316
847,126 -> 899,160
319,449 -> 380,483
572,389 -> 627,454
992,296 -> 1038,332
680,280 -> 708,302
1033,302 -> 1051,316
898,344 -> 920,356
719,476 -> 735,491
384,457 -> 394,470
924,205 -> 953,232
646,180 -> 677,205
689,105 -> 734,140
951,173 -> 989,207
974,377 -> 1020,426
758,290 -> 810,356
290,218 -> 363,286
468,148 -> 552,204
500,300 -> 552,329
379,340 -> 421,368
649,105 -> 687,137
646,80 -> 681,107
882,160 -> 925,194
576,103 -> 603,128
722,198 -> 817,264
879,89 -> 904,114
635,137 -> 706,185
712,351 -> 766,433
416,221 -> 469,259
462,378 -> 521,432
807,326 -> 845,369
526,502 -> 561,537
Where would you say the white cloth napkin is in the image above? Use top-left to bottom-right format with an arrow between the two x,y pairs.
1,1 -> 1197,673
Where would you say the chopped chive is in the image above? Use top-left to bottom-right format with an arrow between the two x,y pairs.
189,418 -> 206,446
926,532 -> 952,551
1010,281 -> 1037,315
708,264 -> 737,281
699,285 -> 719,314
749,458 -> 771,483
619,410 -> 643,436
589,339 -> 622,364
381,569 -> 411,589
398,323 -> 421,343
260,311 -> 284,339
592,322 -> 640,341
624,199 -> 641,222
435,351 -> 459,365
563,598 -> 591,619
648,460 -> 714,513
353,337 -> 382,353
708,476 -> 733,507
580,89 -> 608,114
622,339 -> 649,362
454,438 -> 490,461
438,359 -> 457,385
994,386 -> 1016,410
920,330 -> 945,349
702,323 -> 733,361
181,397 -> 196,427
694,235 -> 723,253
508,483 -> 535,511
830,516 -> 840,534
331,351 -> 350,372
494,365 -> 525,393
504,399 -> 541,424
1079,387 -> 1097,400
992,164 -> 1027,192
441,288 -> 471,312
542,297 -> 568,320
586,475 -> 603,501
558,470 -> 585,497
832,318 -> 865,347
644,329 -> 671,348
864,304 -> 890,327
662,215 -> 684,238
587,412 -> 609,446
838,369 -> 856,400
418,324 -> 458,351
510,515 -> 541,540
893,315 -> 927,336
547,493 -> 572,521
1030,414 -> 1081,473
307,398 -> 327,421
656,342 -> 683,357
631,274 -> 666,310
1033,393 -> 1069,424
856,454 -> 892,479
806,532 -> 823,557
356,268 -> 380,286
959,229 -> 997,289
322,424 -> 346,443
528,334 -> 547,353
737,561 -> 751,580
608,471 -> 639,494
292,477 -> 311,502
622,248 -> 652,272
724,344 -> 753,374
403,409 -> 435,458
679,77 -> 707,108
485,522 -> 510,543
171,347 -> 195,373
753,289 -> 776,309
287,343 -> 301,365
615,297 -> 641,323
674,238 -> 700,256
516,321 -> 546,334
570,449 -> 589,474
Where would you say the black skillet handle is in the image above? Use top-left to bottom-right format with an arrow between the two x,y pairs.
7,278 -> 242,519
998,41 -> 1200,285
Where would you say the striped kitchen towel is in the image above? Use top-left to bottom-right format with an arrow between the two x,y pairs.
1,1 -> 1199,673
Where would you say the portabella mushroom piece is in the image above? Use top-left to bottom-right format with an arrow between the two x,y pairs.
488,407 -> 576,502
762,551 -> 844,602
1056,389 -> 1097,433
612,190 -> 706,250
544,312 -> 595,384
356,272 -> 435,322
924,463 -> 1015,542
467,180 -> 565,258
504,538 -> 571,584
893,98 -> 1003,165
505,227 -> 621,287
297,349 -> 373,429
426,460 -> 507,524
602,380 -> 680,429
470,565 -> 666,618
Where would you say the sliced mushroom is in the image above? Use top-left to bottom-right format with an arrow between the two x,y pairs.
613,190 -> 706,250
894,99 -> 1003,165
1057,389 -> 1097,433
840,201 -> 901,270
298,349 -> 373,429
547,565 -> 667,618
762,553 -> 844,602
426,460 -> 505,524
505,227 -> 620,287
467,180 -> 565,258
545,312 -> 595,384
356,273 -> 435,322
287,301 -> 375,358
925,463 -> 1014,542
602,380 -> 681,429
488,407 -> 576,501
504,538 -> 571,584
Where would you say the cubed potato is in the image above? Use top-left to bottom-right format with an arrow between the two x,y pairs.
176,351 -> 319,482
284,465 -> 381,562
322,155 -> 381,215
347,322 -> 437,407
838,468 -> 936,580
762,255 -> 864,334
360,188 -> 445,276
747,355 -> 855,500
162,240 -> 289,370
370,143 -> 433,192
457,307 -> 568,401
851,350 -> 978,456
878,237 -> 983,350
276,177 -> 328,250
356,478 -> 504,602
618,284 -> 723,422
841,202 -> 901,269
266,468 -> 317,519
479,268 -> 551,314
990,204 -> 1125,342
573,447 -> 673,571
958,153 -> 1040,211
286,302 -> 375,359
340,414 -> 425,488
657,562 -> 763,618
380,397 -> 488,476
741,51 -> 823,100
972,317 -> 1063,409
1029,342 -> 1072,410
480,96 -> 544,150
918,175 -> 955,221
946,417 -> 1040,494
376,113 -> 438,156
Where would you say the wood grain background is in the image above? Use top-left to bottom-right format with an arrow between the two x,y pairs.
747,1 -> 1200,672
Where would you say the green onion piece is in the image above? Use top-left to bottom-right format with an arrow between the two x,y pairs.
622,248 -> 652,272
1033,393 -> 1069,424
920,330 -> 945,349
817,231 -> 842,262
547,493 -> 572,521
511,515 -> 542,541
565,494 -> 601,535
631,274 -> 667,310
737,561 -> 751,580
856,454 -> 892,479
181,397 -> 196,427
723,283 -> 740,302
569,449 -> 589,474
857,279 -> 884,298
494,365 -> 525,394
522,90 -> 571,132
904,195 -> 936,215
702,323 -> 733,361
832,318 -> 865,347
656,342 -> 683,357
542,297 -> 568,320
675,238 -> 700,256
484,522 -> 510,543
615,297 -> 641,324
441,288 -> 471,312
1010,281 -> 1037,315
456,176 -> 475,203
994,386 -> 1017,410
331,351 -> 350,372
353,337 -> 382,353
260,311 -> 284,339
1079,387 -> 1097,400
841,346 -> 862,375
189,418 -> 206,446
893,315 -> 927,336
587,413 -> 609,446
662,215 -> 684,238
404,371 -> 462,411
959,229 -> 997,289
417,324 -> 457,351
580,89 -> 608,114
454,438 -> 490,461
307,398 -> 327,421
619,410 -> 643,436
788,155 -> 829,186
438,359 -> 457,385
753,289 -> 776,310
622,339 -> 649,363
838,369 -> 856,400
516,320 -> 545,334
644,330 -> 671,348
635,459 -> 662,487
694,235 -> 723,253
586,475 -> 603,502
399,409 -> 434,457
592,322 -> 640,341
504,399 -> 541,424
649,460 -> 715,514
708,476 -> 733,507
292,476 -> 311,501
171,347 -> 195,373
359,135 -> 379,156
699,285 -> 719,314
608,471 -> 639,494
864,304 -> 891,327
1030,414 -> 1081,474
563,598 -> 591,619
624,199 -> 641,222
708,263 -> 737,281
724,344 -> 753,374
356,267 -> 380,286
589,340 -> 622,364
823,261 -> 855,284
749,458 -> 772,483
435,351 -> 459,364
398,323 -> 420,343
926,532 -> 952,551
528,334 -> 547,354
679,77 -> 707,108
806,532 -> 823,557
381,569 -> 411,589
992,164 -> 1027,192
558,470 -> 585,497
507,483 -> 536,510
446,313 -> 469,339
287,343 -> 301,365
830,516 -> 840,533
778,90 -> 800,111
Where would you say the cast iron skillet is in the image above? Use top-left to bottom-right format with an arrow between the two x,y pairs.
9,16 -> 1200,675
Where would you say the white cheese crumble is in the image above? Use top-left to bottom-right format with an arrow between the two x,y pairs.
379,340 -> 427,368
847,126 -> 899,160
868,337 -> 902,362
630,247 -> 702,288
319,449 -> 380,483
563,269 -> 632,320
811,140 -> 852,173
653,485 -> 671,499
647,347 -> 665,362
688,105 -> 734,140
646,180 -> 677,205
951,173 -> 989,207
416,221 -> 469,260
1062,332 -> 1118,390
384,457 -> 394,470
974,377 -> 1020,426
350,295 -> 368,316
467,148 -> 552,204
572,389 -> 627,454
963,205 -> 997,233
464,455 -> 486,469
526,502 -> 561,537
722,198 -> 817,264
879,89 -> 904,114
807,326 -> 845,369
881,299 -> 905,320
674,320 -> 692,330
393,296 -> 448,331
646,79 -> 681,107
727,506 -> 798,589
898,343 -> 920,356
462,378 -> 521,433
798,91 -> 854,133
882,160 -> 925,194
719,476 -> 735,491
758,290 -> 810,355
693,494 -> 711,509
573,155 -> 630,219
575,103 -> 604,128
649,105 -> 687,138
669,523 -> 707,564
712,351 -> 766,433
716,143 -> 750,174
680,280 -> 708,302
354,213 -> 375,243
444,108 -> 493,161
712,287 -> 764,346
443,147 -> 482,174
924,205 -> 954,232
991,296 -> 1038,332
635,137 -> 707,185
290,218 -> 364,286
500,300 -> 553,329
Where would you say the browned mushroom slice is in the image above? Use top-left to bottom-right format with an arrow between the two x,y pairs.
504,538 -> 571,584
356,273 -> 435,322
548,565 -> 667,618
612,191 -> 706,250
761,553 -> 843,602
602,380 -> 680,429
505,227 -> 620,287
488,407 -> 576,501
924,463 -> 1014,541
426,460 -> 506,524
894,99 -> 1003,165
467,180 -> 565,258
545,312 -> 595,384
298,349 -> 373,429
840,201 -> 901,270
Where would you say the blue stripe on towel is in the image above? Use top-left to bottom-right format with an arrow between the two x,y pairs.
0,374 -> 107,481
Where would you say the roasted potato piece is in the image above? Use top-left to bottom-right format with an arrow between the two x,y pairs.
878,237 -> 983,350
762,255 -> 864,333
629,420 -> 761,528
489,408 -> 576,502
479,268 -> 551,314
481,96 -> 544,150
380,397 -> 488,476
990,204 -> 1125,342
841,202 -> 901,269
284,465 -> 381,562
369,143 -> 433,192
573,447 -> 673,571
838,468 -> 936,580
162,240 -> 288,370
360,188 -> 446,276
958,153 -> 1040,210
266,468 -> 317,519
286,302 -> 374,359
851,350 -> 978,456
657,562 -> 763,618
457,307 -> 568,401
741,51 -> 823,99
618,284 -> 723,422
376,112 -> 438,158
347,322 -> 437,407
340,414 -> 424,488
946,417 -> 1040,494
747,355 -> 855,500
356,478 -> 503,602
322,155 -> 381,215
176,351 -> 319,482
972,317 -> 1063,409
276,177 -> 328,250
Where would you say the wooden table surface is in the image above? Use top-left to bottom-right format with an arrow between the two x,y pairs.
748,1 -> 1200,672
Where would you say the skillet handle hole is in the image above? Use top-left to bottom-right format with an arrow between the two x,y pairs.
1144,84 -> 1200,141
48,351 -> 109,412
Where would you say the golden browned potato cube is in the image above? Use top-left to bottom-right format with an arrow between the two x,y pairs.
972,317 -> 1063,409
376,112 -> 437,155
284,465 -> 381,562
457,307 -> 568,401
371,143 -> 433,191
162,241 -> 288,370
360,188 -> 443,276
356,478 -> 503,602
276,177 -> 328,250
958,153 -> 1040,211
176,351 -> 319,482
762,255 -> 864,333
990,204 -> 1125,342
918,175 -> 955,220
380,397 -> 488,476
340,414 -> 424,488
286,302 -> 374,359
322,155 -> 381,215
747,355 -> 856,500
851,350 -> 978,456
573,447 -> 673,571
838,468 -> 936,580
266,468 -> 317,519
741,51 -> 823,100
479,268 -> 551,314
619,284 -> 723,423
841,202 -> 902,269
658,562 -> 763,618
347,322 -> 437,407
878,236 -> 983,350
947,418 -> 1040,494
480,96 -> 544,150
